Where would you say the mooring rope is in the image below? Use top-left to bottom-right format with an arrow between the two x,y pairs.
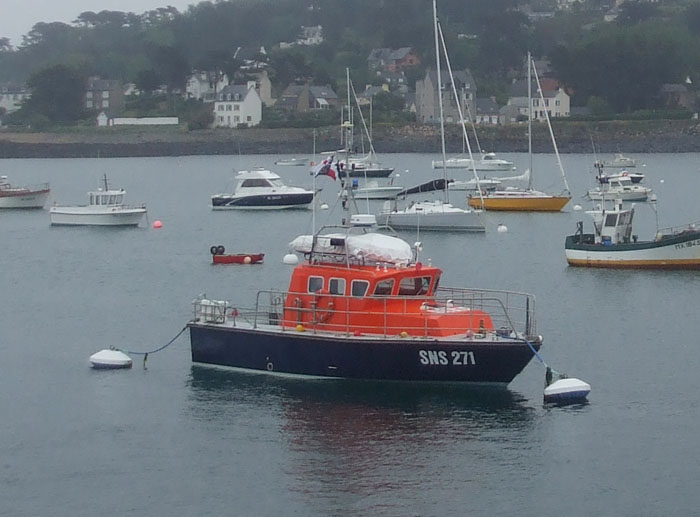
117,325 -> 188,367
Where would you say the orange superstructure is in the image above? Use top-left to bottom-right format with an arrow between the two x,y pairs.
281,261 -> 494,337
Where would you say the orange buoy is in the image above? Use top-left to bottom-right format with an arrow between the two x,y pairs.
153,220 -> 163,229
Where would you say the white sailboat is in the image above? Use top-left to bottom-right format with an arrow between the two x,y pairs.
376,0 -> 484,232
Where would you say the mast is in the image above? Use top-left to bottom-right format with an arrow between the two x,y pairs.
531,54 -> 570,195
527,52 -> 533,191
433,0 -> 449,204
437,18 -> 483,207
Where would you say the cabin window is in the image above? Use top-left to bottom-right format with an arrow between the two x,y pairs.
398,276 -> 431,296
605,214 -> 617,227
116,195 -> 123,204
308,276 -> 323,293
241,178 -> 271,188
329,278 -> 345,295
351,280 -> 369,297
373,279 -> 395,296
90,194 -> 95,204
109,195 -> 116,204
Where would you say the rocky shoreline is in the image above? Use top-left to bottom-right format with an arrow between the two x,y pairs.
1,119 -> 700,159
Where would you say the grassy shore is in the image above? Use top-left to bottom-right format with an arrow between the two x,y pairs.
1,119 -> 699,158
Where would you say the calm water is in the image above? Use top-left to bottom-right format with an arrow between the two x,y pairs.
2,152 -> 700,516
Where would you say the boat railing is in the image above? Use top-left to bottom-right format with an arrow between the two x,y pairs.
223,287 -> 537,339
0,182 -> 50,191
656,221 -> 700,238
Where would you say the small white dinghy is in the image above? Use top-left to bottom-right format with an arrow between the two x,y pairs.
90,349 -> 133,369
544,377 -> 591,403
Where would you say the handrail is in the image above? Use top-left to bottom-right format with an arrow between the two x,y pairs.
222,286 -> 538,338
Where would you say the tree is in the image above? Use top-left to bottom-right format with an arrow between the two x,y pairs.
24,64 -> 86,122
0,37 -> 12,52
616,1 -> 660,27
134,69 -> 162,94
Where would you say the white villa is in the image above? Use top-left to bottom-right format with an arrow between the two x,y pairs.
186,71 -> 230,103
213,82 -> 262,128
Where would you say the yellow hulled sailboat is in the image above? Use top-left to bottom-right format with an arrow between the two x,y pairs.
468,52 -> 571,212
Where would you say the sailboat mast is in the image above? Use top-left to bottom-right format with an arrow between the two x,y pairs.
527,51 -> 533,191
531,55 -> 571,195
437,19 -> 483,202
433,0 -> 448,204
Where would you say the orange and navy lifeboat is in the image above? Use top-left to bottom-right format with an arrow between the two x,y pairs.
281,260 -> 494,338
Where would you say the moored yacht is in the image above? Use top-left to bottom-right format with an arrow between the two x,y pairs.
211,168 -> 315,210
49,175 -> 146,226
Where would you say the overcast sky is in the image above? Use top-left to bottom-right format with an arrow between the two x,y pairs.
2,0 -> 195,46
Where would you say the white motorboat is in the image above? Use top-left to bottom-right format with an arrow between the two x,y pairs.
432,152 -> 515,171
586,175 -> 652,202
50,175 -> 146,226
0,175 -> 51,208
601,153 -> 636,168
274,157 -> 308,166
211,168 -> 314,210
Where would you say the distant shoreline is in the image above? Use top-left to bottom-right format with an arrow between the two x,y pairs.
2,119 -> 700,158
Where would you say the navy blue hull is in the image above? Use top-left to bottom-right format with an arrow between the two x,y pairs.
188,324 -> 539,383
340,168 -> 394,178
212,192 -> 313,208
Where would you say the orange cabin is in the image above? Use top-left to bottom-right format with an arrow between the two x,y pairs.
282,261 -> 494,337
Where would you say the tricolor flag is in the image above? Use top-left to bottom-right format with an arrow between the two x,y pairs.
311,155 -> 337,180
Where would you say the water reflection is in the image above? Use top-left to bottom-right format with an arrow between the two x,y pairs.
187,366 -> 539,512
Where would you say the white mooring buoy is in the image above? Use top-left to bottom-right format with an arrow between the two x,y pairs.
90,349 -> 133,369
283,253 -> 299,265
497,224 -> 508,233
544,377 -> 591,403
573,204 -> 583,211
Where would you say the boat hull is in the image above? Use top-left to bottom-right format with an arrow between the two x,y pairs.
49,207 -> 146,226
565,231 -> 700,269
340,168 -> 394,178
468,195 -> 570,212
586,190 -> 649,202
188,324 -> 539,383
376,210 -> 485,232
0,188 -> 50,209
432,160 -> 515,171
352,187 -> 404,199
213,253 -> 264,264
211,192 -> 314,210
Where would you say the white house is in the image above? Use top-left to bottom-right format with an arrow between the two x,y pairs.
0,86 -> 30,114
213,82 -> 262,128
186,71 -> 229,103
507,79 -> 570,120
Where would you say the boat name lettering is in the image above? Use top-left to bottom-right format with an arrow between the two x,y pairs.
675,239 -> 700,250
419,350 -> 476,366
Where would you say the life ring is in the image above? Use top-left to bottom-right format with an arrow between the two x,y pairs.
210,245 -> 218,255
216,245 -> 225,255
313,289 -> 335,324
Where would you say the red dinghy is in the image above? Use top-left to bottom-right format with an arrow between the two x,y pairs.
210,245 -> 264,265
